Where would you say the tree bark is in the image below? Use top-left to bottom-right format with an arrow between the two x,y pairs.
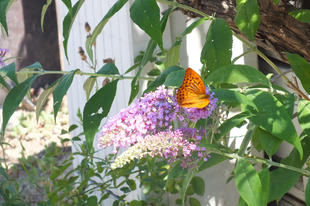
176,0 -> 310,63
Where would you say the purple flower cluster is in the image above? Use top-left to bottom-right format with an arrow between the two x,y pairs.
0,48 -> 9,67
98,85 -> 218,170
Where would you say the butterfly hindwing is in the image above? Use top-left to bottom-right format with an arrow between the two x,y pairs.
176,68 -> 210,108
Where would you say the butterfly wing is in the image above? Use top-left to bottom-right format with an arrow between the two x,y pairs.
177,68 -> 210,108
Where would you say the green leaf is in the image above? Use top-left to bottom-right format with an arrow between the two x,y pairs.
173,17 -> 208,48
164,69 -> 185,87
289,9 -> 310,23
61,0 -> 73,18
0,75 -> 9,90
268,134 -> 310,202
258,167 -> 270,206
235,158 -> 264,206
2,74 -> 39,135
214,111 -> 253,141
189,197 -> 201,206
242,89 -> 303,159
53,70 -> 78,121
168,162 -> 188,181
41,0 -> 52,32
273,0 -> 281,5
87,196 -> 98,205
286,52 -> 310,94
129,40 -> 157,105
0,167 -> 8,180
83,80 -> 118,150
306,177 -> 310,206
85,0 -> 128,62
63,0 -> 85,61
165,44 -> 181,69
273,85 -> 294,118
298,99 -> 310,137
0,0 -> 10,36
129,10 -> 172,104
0,62 -> 19,86
191,176 -> 205,196
181,170 -> 197,205
212,89 -> 258,111
206,65 -> 271,87
36,78 -> 62,122
147,68 -> 161,76
130,0 -> 163,51
238,197 -> 248,206
201,18 -> 232,74
96,63 -> 120,75
24,61 -> 43,70
235,0 -> 260,42
145,66 -> 184,93
127,179 -> 137,191
255,127 -> 282,157
198,153 -> 227,172
83,77 -> 96,100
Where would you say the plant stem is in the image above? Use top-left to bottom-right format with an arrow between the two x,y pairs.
210,149 -> 310,176
17,70 -> 156,81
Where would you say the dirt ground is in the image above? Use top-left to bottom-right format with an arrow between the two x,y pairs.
0,107 -> 72,205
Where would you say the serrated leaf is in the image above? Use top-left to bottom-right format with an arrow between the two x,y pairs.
41,0 -> 52,31
130,0 -> 163,51
191,176 -> 205,196
83,80 -> 118,150
289,9 -> 310,23
235,158 -> 264,206
36,78 -> 62,122
206,64 -> 271,86
298,99 -> 310,137
53,70 -> 78,121
85,0 -> 128,62
212,89 -> 258,111
268,134 -> 310,202
242,89 -> 303,159
201,18 -> 232,74
63,0 -> 85,61
164,69 -> 185,87
2,74 -> 39,135
286,52 -> 310,94
0,62 -> 18,86
235,0 -> 260,42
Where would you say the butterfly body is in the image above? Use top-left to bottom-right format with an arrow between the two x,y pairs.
177,68 -> 210,108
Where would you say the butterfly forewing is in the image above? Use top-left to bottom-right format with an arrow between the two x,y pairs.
176,68 -> 210,108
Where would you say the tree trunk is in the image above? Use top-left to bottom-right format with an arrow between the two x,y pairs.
176,0 -> 310,63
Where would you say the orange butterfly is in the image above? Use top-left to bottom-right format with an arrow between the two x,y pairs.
177,68 -> 210,108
